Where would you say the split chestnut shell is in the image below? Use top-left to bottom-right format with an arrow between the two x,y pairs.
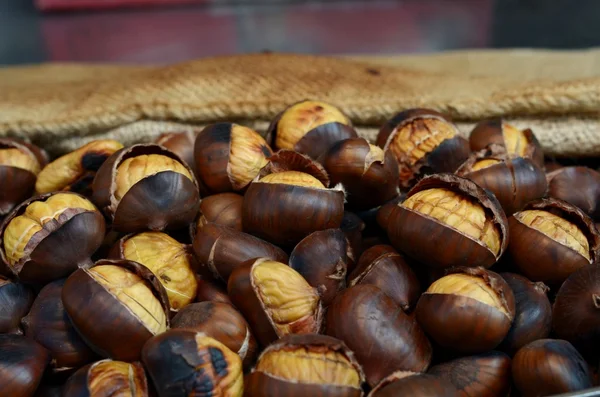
63,359 -> 148,397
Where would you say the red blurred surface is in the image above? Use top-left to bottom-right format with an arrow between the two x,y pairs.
37,0 -> 209,12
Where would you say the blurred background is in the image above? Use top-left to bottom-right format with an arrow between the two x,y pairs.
1,0 -> 600,65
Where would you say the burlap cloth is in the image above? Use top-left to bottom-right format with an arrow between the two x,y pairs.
1,50 -> 599,157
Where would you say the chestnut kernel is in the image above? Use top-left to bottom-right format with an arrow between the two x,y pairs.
258,149 -> 331,186
325,284 -> 432,386
512,339 -> 593,396
62,259 -> 170,361
195,192 -> 244,235
142,329 -> 244,397
376,108 -> 470,189
245,334 -> 365,397
0,334 -> 50,396
228,258 -> 323,347
415,267 -> 515,353
63,359 -> 148,397
387,173 -> 508,269
0,276 -> 34,334
368,371 -> 458,397
547,166 -> 600,220
155,130 -> 198,177
196,276 -> 232,305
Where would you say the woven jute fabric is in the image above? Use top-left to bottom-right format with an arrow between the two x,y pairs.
0,50 -> 599,156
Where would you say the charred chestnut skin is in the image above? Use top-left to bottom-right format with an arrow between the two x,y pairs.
325,284 -> 432,387
512,339 -> 593,396
195,276 -> 232,305
62,359 -> 148,397
0,276 -> 34,334
499,273 -> 552,355
195,192 -> 244,234
0,334 -> 50,397
547,166 -> 600,220
428,351 -> 511,397
368,372 -> 458,397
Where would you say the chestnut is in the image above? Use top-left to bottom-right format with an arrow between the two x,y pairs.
155,130 -> 198,177
469,118 -> 544,167
35,140 -> 123,196
387,173 -> 508,269
194,123 -> 272,194
348,245 -> 420,312
63,359 -> 148,397
375,196 -> 402,231
368,371 -> 458,397
92,144 -> 200,233
456,145 -> 547,215
547,166 -> 600,220
245,334 -> 365,397
512,339 -> 593,396
376,108 -> 470,189
0,192 -> 106,284
415,267 -> 515,353
266,100 -> 357,159
62,259 -> 170,361
0,276 -> 34,334
228,258 -> 323,347
110,231 -> 197,312
258,149 -> 331,186
193,223 -> 288,282
428,351 -> 511,397
340,211 -> 365,264
142,329 -> 243,397
499,273 -> 552,355
22,278 -> 97,372
289,229 -> 351,306
322,138 -> 399,210
0,334 -> 50,396
171,301 -> 258,370
325,284 -> 432,387
507,198 -> 600,285
196,276 -> 232,305
194,192 -> 244,235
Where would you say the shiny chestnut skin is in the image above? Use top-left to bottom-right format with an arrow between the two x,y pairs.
499,273 -> 552,355
512,339 -> 593,396
194,192 -> 244,234
62,259 -> 170,361
193,223 -> 288,282
416,267 -> 515,354
547,166 -> 600,220
195,276 -> 232,304
376,108 -> 470,189
428,351 -> 511,397
387,173 -> 508,269
0,192 -> 106,285
92,144 -> 200,233
171,301 -> 258,370
507,198 -> 600,286
368,371 -> 458,397
325,284 -> 432,387
155,130 -> 198,177
289,229 -> 351,306
340,211 -> 364,265
348,245 -> 420,312
0,276 -> 34,334
258,149 -> 331,186
245,334 -> 366,397
322,138 -> 399,210
63,359 -> 148,397
0,334 -> 50,397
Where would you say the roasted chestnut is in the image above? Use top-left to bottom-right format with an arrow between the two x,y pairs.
142,329 -> 243,397
196,276 -> 232,305
325,284 -> 431,386
22,278 -> 97,372
322,138 -> 399,210
547,166 -> 600,220
245,334 -> 365,397
258,149 -> 330,186
0,276 -> 34,334
171,301 -> 258,370
63,359 -> 148,397
387,173 -> 508,269
110,231 -> 197,312
266,100 -> 357,159
289,229 -> 351,306
368,371 -> 458,397
193,223 -> 288,282
92,144 -> 200,232
469,119 -> 544,167
348,245 -> 420,312
0,192 -> 106,284
375,196 -> 402,231
376,108 -> 470,189
155,130 -> 197,176
194,192 -> 244,235
499,273 -> 552,355
428,351 -> 511,397
228,258 -> 323,347
507,198 -> 600,285
194,123 -> 272,194
0,334 -> 50,396
62,259 -> 170,361
340,211 -> 365,264
512,339 -> 593,396
415,267 -> 515,353
35,140 -> 123,196
456,145 -> 547,215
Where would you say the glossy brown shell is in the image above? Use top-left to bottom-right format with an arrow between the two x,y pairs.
62,259 -> 170,361
368,372 -> 458,397
62,360 -> 148,397
0,334 -> 50,397
387,174 -> 509,269
547,166 -> 600,220
155,130 -> 198,177
259,150 -> 331,188
0,276 -> 34,334
195,192 -> 244,234
195,276 -> 232,305
340,211 -> 365,265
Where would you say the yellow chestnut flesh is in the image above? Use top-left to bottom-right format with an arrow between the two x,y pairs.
88,361 -> 144,395
0,148 -> 40,174
391,118 -> 457,165
228,125 -> 271,190
195,334 -> 244,396
472,159 -> 501,171
503,124 -> 528,158
260,171 -> 325,189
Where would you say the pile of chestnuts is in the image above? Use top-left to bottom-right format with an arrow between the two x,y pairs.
1,99 -> 600,397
